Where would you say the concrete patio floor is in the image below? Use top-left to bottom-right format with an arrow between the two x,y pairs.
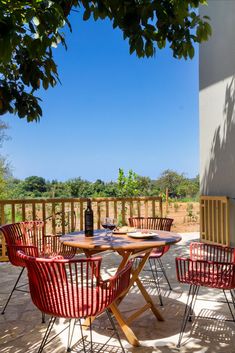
0,233 -> 235,353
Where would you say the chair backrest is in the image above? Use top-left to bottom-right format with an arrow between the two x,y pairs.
176,242 -> 235,289
190,242 -> 235,263
128,217 -> 173,231
18,252 -> 132,319
0,221 -> 44,246
0,221 -> 44,266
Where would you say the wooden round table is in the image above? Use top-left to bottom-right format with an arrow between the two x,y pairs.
61,230 -> 182,346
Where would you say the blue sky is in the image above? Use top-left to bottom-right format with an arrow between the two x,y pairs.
2,13 -> 199,182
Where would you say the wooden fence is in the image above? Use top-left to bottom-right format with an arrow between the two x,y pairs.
200,195 -> 230,246
0,196 -> 162,261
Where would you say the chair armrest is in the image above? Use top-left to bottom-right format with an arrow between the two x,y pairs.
7,244 -> 39,266
100,262 -> 133,304
9,244 -> 39,257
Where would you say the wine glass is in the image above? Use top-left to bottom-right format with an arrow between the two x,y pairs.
101,217 -> 116,239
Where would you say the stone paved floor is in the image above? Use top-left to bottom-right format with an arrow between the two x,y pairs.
0,233 -> 235,353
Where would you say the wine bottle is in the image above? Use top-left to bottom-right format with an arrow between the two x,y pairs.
85,199 -> 93,237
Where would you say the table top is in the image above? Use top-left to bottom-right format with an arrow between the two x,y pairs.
61,230 -> 182,252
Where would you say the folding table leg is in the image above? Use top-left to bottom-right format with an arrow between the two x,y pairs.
135,277 -> 164,321
109,302 -> 140,347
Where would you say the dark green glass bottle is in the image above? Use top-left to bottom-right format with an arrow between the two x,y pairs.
85,199 -> 93,237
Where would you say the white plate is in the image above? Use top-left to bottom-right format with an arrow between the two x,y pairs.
127,232 -> 159,239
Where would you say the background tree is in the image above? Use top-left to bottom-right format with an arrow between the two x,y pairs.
4,177 -> 23,199
0,118 -> 11,198
65,178 -> 93,197
155,169 -> 185,197
47,179 -> 70,198
91,179 -> 106,196
117,168 -> 141,197
21,176 -> 47,197
0,157 -> 11,198
2,168 -> 200,200
136,175 -> 152,195
0,0 -> 211,121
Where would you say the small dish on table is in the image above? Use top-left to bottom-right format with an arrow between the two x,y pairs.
127,231 -> 159,239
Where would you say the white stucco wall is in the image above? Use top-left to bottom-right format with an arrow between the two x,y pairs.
200,1 -> 235,245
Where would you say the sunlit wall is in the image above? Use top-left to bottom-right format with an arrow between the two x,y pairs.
200,0 -> 235,245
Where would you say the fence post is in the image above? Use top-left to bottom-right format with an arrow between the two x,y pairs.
165,188 -> 169,215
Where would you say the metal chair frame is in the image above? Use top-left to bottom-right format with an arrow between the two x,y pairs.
129,217 -> 173,305
39,312 -> 125,353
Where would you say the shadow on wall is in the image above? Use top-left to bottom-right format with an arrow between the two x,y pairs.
200,1 -> 235,90
201,76 -> 235,195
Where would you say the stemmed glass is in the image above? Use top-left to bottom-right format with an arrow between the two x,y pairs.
101,217 -> 116,239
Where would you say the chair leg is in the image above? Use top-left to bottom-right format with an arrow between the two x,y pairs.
230,289 -> 235,310
67,319 -> 76,352
89,317 -> 93,352
149,258 -> 163,306
38,316 -> 56,353
133,258 -> 140,271
79,319 -> 87,353
1,267 -> 25,315
41,312 -> 46,324
177,284 -> 198,348
106,309 -> 126,353
157,258 -> 172,291
188,286 -> 200,322
224,290 -> 235,321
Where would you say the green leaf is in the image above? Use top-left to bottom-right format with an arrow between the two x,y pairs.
188,44 -> 195,59
83,9 -> 91,21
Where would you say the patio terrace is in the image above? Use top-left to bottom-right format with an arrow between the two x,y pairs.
0,232 -> 234,353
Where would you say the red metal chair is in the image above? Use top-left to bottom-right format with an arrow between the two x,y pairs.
176,242 -> 235,347
129,217 -> 174,305
0,221 -> 76,316
18,251 -> 133,353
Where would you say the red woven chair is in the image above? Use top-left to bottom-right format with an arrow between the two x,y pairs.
18,251 -> 132,353
129,217 -> 174,305
0,221 -> 76,317
176,242 -> 235,347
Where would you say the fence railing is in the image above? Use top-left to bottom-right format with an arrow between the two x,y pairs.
200,195 -> 230,246
0,196 -> 162,261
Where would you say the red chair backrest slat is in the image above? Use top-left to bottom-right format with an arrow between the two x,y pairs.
0,221 -> 44,266
128,217 -> 173,231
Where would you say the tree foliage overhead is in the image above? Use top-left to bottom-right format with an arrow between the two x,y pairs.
0,0 -> 211,121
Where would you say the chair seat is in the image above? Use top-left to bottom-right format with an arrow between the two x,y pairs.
182,267 -> 235,289
34,284 -> 110,319
137,245 -> 170,259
